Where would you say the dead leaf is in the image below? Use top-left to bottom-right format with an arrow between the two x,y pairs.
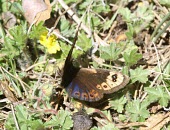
140,112 -> 170,130
0,81 -> 17,102
1,11 -> 16,28
22,0 -> 51,24
115,33 -> 127,43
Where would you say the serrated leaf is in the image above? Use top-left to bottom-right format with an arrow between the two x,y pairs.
103,20 -> 112,31
77,32 -> 91,51
5,113 -> 17,130
9,25 -> 27,47
0,24 -> 29,59
44,109 -> 73,129
119,114 -> 126,121
136,5 -> 154,21
93,2 -> 110,13
130,67 -> 149,83
102,110 -> 112,121
5,105 -> 45,130
29,22 -> 47,39
99,43 -> 123,61
78,0 -> 91,10
145,86 -> 170,107
1,37 -> 20,58
59,18 -> 75,37
91,16 -> 101,29
118,7 -> 131,22
28,120 -> 44,130
109,96 -> 127,113
5,105 -> 28,129
126,99 -> 150,122
125,23 -> 134,39
11,2 -> 23,13
15,105 -> 28,121
123,48 -> 142,67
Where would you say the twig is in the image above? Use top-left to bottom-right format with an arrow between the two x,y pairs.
11,104 -> 20,130
0,67 -> 29,96
57,0 -> 107,46
25,59 -> 56,71
49,1 -> 82,33
52,29 -> 83,51
116,122 -> 146,129
32,54 -> 48,97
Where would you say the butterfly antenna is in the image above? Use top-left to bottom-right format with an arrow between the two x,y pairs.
66,23 -> 82,62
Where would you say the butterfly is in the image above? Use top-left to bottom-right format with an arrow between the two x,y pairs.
61,33 -> 129,102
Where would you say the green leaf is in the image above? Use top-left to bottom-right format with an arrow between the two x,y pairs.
125,23 -> 134,39
118,7 -> 131,22
159,0 -> 170,7
119,5 -> 154,35
64,0 -> 77,4
1,0 -> 12,12
102,110 -> 112,121
0,24 -> 29,59
44,109 -> 73,130
77,32 -> 91,52
109,96 -> 127,113
5,113 -> 17,130
28,120 -> 44,130
90,16 -> 101,29
99,43 -> 123,61
163,62 -> 170,78
5,105 -> 45,130
15,105 -> 28,122
123,48 -> 142,67
9,25 -> 27,47
118,114 -> 127,121
145,86 -> 170,107
10,2 -> 23,14
130,67 -> 149,83
5,105 -> 28,130
59,18 -> 75,37
29,22 -> 47,39
103,20 -> 112,31
126,99 -> 150,122
136,5 -> 154,21
60,31 -> 91,61
93,2 -> 110,13
78,0 -> 91,10
1,37 -> 20,58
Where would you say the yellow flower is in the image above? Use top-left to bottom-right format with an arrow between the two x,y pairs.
39,32 -> 60,54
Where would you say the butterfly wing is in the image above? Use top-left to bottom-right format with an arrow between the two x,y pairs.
66,68 -> 130,102
66,78 -> 103,102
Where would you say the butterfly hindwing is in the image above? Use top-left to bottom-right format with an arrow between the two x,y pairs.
65,68 -> 129,102
66,78 -> 103,102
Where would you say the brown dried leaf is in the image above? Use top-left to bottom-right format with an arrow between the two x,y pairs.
22,0 -> 51,24
1,11 -> 16,28
140,112 -> 170,130
0,81 -> 17,102
115,33 -> 127,43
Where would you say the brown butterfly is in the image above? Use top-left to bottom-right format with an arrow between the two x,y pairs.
61,31 -> 129,102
